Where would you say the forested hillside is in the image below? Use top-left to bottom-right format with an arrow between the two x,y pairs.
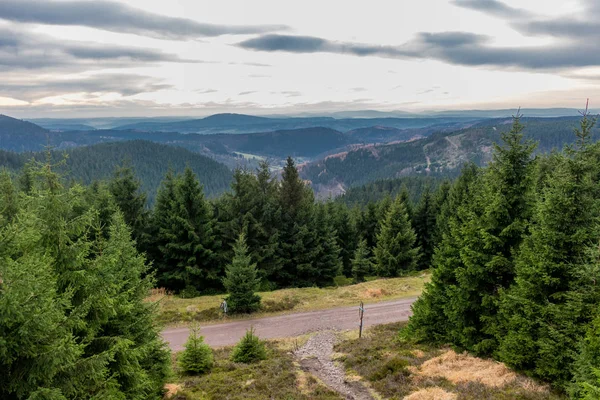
338,175 -> 446,207
0,114 -> 53,152
302,116 -> 600,190
0,141 -> 232,199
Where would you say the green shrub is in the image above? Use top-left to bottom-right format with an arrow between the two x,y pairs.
260,295 -> 301,312
368,357 -> 409,381
231,327 -> 267,364
333,275 -> 354,287
179,286 -> 201,299
178,325 -> 214,375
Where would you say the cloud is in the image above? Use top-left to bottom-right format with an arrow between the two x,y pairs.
238,91 -> 256,95
237,29 -> 600,70
0,0 -> 288,40
454,0 -> 600,40
451,0 -> 531,19
0,26 -> 196,72
194,89 -> 218,94
2,74 -> 173,102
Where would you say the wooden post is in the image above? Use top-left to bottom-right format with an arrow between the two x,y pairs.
359,301 -> 364,339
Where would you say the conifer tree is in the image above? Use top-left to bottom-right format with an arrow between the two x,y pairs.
436,115 -> 536,355
1,160 -> 170,399
497,114 -> 600,385
18,159 -> 35,195
352,239 -> 372,282
108,163 -> 149,247
398,186 -> 413,222
149,169 -> 180,290
374,195 -> 419,277
0,210 -> 79,399
168,167 -> 218,293
405,164 -> 480,343
179,325 -> 213,375
231,327 -> 267,364
0,169 -> 18,224
572,306 -> 600,398
223,232 -> 261,313
311,204 -> 342,286
278,157 -> 317,286
327,201 -> 358,277
357,202 -> 380,251
413,186 -> 437,270
216,165 -> 281,286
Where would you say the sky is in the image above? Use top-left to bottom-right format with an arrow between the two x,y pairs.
1,0 -> 600,118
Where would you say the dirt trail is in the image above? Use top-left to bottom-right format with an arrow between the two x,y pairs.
296,331 -> 374,400
162,297 -> 416,350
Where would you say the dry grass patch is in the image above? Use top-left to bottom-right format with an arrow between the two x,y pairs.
418,350 -> 517,388
404,387 -> 457,400
163,383 -> 181,399
334,323 -> 564,400
153,274 -> 429,326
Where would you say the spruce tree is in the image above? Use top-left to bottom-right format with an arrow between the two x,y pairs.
159,167 -> 218,293
357,202 -> 380,250
436,115 -> 536,355
149,169 -> 181,290
405,164 -> 480,344
327,201 -> 358,277
572,306 -> 600,398
108,163 -> 149,247
1,160 -> 170,399
497,115 -> 600,386
0,209 -> 79,399
179,325 -> 213,375
278,157 -> 317,286
413,186 -> 437,270
0,169 -> 18,224
231,327 -> 267,364
374,195 -> 420,277
223,232 -> 261,313
352,239 -> 372,282
311,204 -> 342,286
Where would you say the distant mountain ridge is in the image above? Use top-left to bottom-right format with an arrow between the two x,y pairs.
112,113 -> 480,134
301,116 -> 599,194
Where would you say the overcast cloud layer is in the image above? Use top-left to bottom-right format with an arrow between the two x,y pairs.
1,0 -> 599,117
0,0 -> 288,40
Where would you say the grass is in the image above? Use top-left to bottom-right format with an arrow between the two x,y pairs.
169,341 -> 342,400
333,323 -> 566,400
151,273 -> 429,326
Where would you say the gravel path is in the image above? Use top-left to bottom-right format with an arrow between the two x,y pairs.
162,297 -> 416,350
295,331 -> 374,400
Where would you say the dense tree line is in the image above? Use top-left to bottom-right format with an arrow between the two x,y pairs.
0,140 -> 233,202
406,112 -> 600,397
0,160 -> 170,399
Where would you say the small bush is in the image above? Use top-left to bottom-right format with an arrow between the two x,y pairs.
179,286 -> 201,299
261,295 -> 301,312
369,357 -> 410,381
231,327 -> 267,364
333,275 -> 355,287
178,325 -> 213,375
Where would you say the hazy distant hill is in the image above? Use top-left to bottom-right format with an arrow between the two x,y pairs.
113,113 -> 478,134
302,116 -> 599,192
0,140 -> 232,200
0,114 -> 53,152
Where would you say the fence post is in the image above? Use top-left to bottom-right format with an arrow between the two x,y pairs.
359,301 -> 364,339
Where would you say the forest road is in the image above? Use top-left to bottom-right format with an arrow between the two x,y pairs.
162,297 -> 417,350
